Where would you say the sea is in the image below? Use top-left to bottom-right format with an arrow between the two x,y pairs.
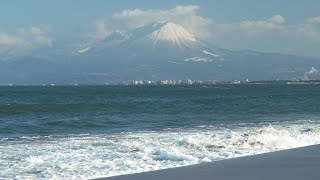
1,83 -> 320,179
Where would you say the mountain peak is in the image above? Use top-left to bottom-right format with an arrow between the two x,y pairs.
148,22 -> 197,48
103,30 -> 128,42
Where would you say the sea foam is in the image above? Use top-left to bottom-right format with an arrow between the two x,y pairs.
1,120 -> 320,180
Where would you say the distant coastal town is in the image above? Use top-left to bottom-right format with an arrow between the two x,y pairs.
4,78 -> 320,87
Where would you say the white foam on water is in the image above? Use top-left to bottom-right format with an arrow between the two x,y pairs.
1,120 -> 320,180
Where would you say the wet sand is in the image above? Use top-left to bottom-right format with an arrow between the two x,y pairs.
97,144 -> 320,180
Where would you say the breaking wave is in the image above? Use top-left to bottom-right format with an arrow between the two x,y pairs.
1,120 -> 320,180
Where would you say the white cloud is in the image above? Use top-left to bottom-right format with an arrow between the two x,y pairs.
31,27 -> 44,35
112,5 -> 212,39
307,16 -> 320,24
296,24 -> 319,39
92,20 -> 109,39
288,17 -> 320,40
86,7 -> 320,57
0,25 -> 54,54
21,26 -> 53,47
209,14 -> 320,57
33,35 -> 53,47
269,15 -> 285,24
214,15 -> 320,42
218,15 -> 286,35
0,33 -> 24,46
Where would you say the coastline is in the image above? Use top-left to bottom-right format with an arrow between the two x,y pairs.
96,144 -> 320,180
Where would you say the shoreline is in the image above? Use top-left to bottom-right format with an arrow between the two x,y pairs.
96,144 -> 320,180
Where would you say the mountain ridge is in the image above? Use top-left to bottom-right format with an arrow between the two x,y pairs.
1,22 -> 320,85
146,22 -> 197,49
77,22 -> 209,54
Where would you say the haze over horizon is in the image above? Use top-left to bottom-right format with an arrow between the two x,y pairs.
1,1 -> 320,85
1,0 -> 320,58
2,2 -> 320,180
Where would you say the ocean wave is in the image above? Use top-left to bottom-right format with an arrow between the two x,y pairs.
1,120 -> 320,179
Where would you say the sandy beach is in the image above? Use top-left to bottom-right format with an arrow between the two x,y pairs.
98,144 -> 320,180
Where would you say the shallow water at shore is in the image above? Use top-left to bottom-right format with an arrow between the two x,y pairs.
1,84 -> 320,179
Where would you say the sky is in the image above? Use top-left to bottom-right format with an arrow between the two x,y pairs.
1,0 -> 320,57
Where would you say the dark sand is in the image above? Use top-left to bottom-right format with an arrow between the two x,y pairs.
97,145 -> 320,180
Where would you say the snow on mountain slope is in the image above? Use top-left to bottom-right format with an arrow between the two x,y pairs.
77,46 -> 91,54
147,22 -> 197,48
75,22 -> 223,61
203,50 -> 220,57
0,41 -> 34,58
103,30 -> 128,42
77,30 -> 128,54
184,57 -> 212,62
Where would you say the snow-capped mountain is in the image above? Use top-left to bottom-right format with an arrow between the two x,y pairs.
77,22 -> 222,62
77,30 -> 129,54
104,30 -> 129,42
1,22 -> 320,85
137,22 -> 198,49
123,22 -> 215,59
0,41 -> 34,59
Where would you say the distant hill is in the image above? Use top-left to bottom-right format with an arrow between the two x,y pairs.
1,22 -> 320,85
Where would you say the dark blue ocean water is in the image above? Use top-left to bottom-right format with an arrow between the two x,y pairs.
0,84 -> 319,137
1,84 -> 320,179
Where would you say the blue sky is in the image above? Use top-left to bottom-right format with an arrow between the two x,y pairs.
1,0 -> 320,57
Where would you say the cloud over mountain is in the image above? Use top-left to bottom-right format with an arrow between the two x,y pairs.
112,5 -> 212,39
0,33 -> 24,47
1,4 -> 319,58
79,4 -> 320,57
0,25 -> 54,55
307,16 -> 320,24
91,20 -> 110,40
18,26 -> 54,47
1,20 -> 320,85
216,15 -> 286,35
